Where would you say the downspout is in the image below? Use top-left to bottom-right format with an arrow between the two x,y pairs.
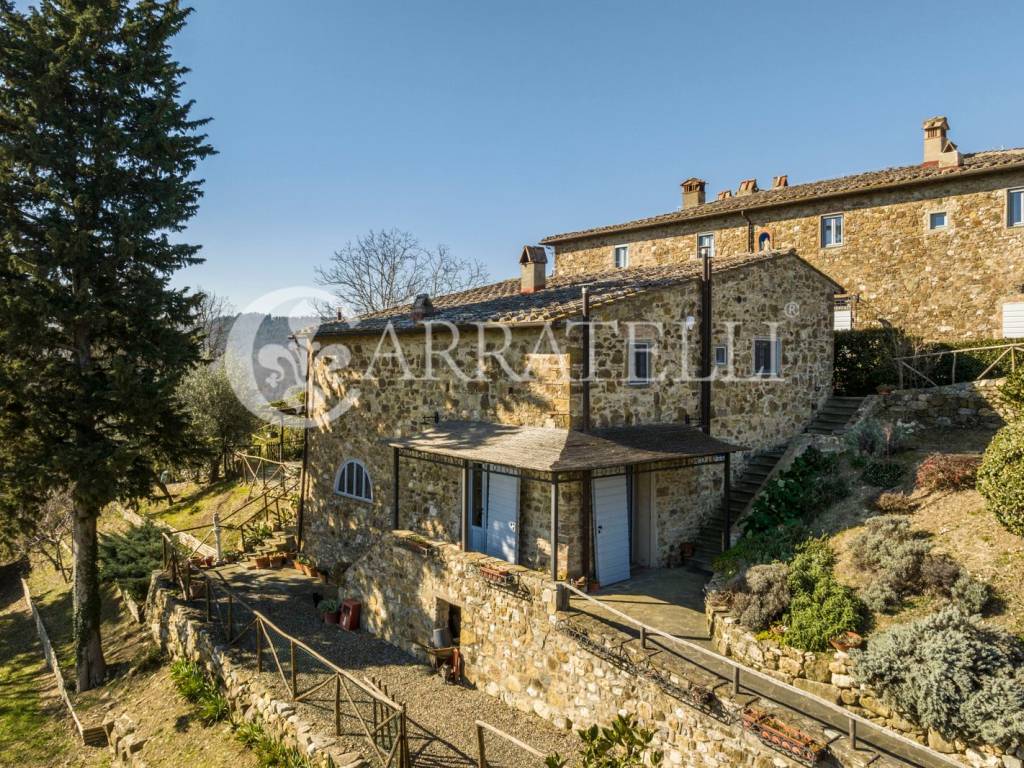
581,286 -> 591,433
700,247 -> 713,435
580,286 -> 593,583
294,334 -> 315,552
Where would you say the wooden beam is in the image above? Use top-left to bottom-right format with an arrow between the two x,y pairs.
550,479 -> 559,582
392,446 -> 400,530
461,460 -> 470,551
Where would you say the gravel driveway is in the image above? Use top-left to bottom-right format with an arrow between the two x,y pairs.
200,564 -> 580,767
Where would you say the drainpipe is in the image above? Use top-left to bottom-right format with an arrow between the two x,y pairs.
579,286 -> 593,583
294,334 -> 314,552
580,286 -> 591,433
700,246 -> 713,435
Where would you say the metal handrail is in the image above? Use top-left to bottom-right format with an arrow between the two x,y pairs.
475,720 -> 546,767
558,582 -> 962,768
894,342 -> 1021,389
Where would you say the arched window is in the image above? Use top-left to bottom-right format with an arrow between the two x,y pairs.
335,460 -> 372,501
758,232 -> 772,251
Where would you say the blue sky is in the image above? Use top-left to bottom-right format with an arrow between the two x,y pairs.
170,0 -> 1024,311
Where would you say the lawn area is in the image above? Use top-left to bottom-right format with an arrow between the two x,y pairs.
135,479 -> 255,553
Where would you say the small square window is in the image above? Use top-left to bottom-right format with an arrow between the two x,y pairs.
628,341 -> 652,384
929,212 -> 947,230
821,215 -> 844,247
614,245 -> 629,268
1010,189 -> 1024,227
714,346 -> 728,366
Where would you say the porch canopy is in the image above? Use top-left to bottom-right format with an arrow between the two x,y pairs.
388,420 -> 744,478
388,421 -> 745,582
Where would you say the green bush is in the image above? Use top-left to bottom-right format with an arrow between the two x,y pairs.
98,522 -> 164,601
782,539 -> 865,651
834,328 -> 912,396
546,714 -> 663,768
950,572 -> 992,615
853,607 -> 1024,747
850,516 -> 931,613
741,448 -> 845,536
998,368 -> 1024,420
977,422 -> 1024,536
728,563 -> 790,632
169,658 -> 229,725
860,460 -> 905,488
713,522 -> 808,577
845,418 -> 915,458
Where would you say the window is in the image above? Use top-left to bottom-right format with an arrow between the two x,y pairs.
1009,189 -> 1024,227
753,338 -> 782,378
628,341 -> 652,384
714,345 -> 728,366
821,214 -> 844,247
614,245 -> 629,268
757,232 -> 772,251
335,459 -> 372,501
929,211 -> 948,230
697,233 -> 715,260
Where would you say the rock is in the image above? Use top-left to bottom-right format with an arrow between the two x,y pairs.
927,729 -> 957,754
792,678 -> 842,704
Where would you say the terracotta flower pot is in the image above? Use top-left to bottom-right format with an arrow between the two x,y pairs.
302,564 -> 315,577
270,555 -> 286,569
322,610 -> 341,625
255,555 -> 271,569
829,631 -> 863,652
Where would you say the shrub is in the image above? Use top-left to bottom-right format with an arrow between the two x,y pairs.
977,422 -> 1024,536
741,448 -> 845,536
998,367 -> 1024,421
169,658 -> 229,725
234,719 -> 316,768
873,491 -> 916,515
853,607 -> 1024,748
728,563 -> 790,632
783,539 -> 865,651
98,522 -> 164,601
915,453 -> 981,492
845,419 -> 915,458
920,553 -> 961,595
850,516 -> 931,613
950,572 -> 991,615
713,522 -> 808,577
546,714 -> 663,768
833,328 -> 912,396
861,460 -> 905,488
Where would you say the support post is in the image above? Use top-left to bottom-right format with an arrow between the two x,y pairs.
640,625 -> 647,649
477,721 -> 487,768
256,621 -> 263,671
722,453 -> 732,554
732,665 -> 740,695
550,478 -> 560,582
290,639 -> 297,697
392,447 -> 400,530
212,511 -> 223,564
700,245 -> 713,435
205,576 -> 212,621
227,593 -> 234,642
461,460 -> 470,551
334,676 -> 341,736
848,717 -> 858,750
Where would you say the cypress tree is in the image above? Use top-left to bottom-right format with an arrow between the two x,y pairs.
0,0 -> 213,690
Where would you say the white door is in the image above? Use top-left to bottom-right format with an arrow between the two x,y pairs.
486,472 -> 519,563
1004,302 -> 1024,338
593,475 -> 631,586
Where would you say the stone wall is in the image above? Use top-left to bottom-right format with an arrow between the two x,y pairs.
875,380 -> 1009,430
147,575 -> 364,768
341,531 -> 896,768
551,169 -> 1024,341
706,604 -> 1021,768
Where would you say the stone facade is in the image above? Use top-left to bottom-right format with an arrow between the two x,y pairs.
341,530 -> 895,768
304,253 -> 835,580
549,170 -> 1024,341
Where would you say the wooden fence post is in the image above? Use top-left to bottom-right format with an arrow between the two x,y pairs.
205,576 -> 211,621
290,639 -> 297,697
476,721 -> 486,768
334,675 -> 341,737
227,592 -> 234,642
256,622 -> 262,672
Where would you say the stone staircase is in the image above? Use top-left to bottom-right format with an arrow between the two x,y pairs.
251,527 -> 297,559
805,395 -> 865,436
686,447 -> 786,574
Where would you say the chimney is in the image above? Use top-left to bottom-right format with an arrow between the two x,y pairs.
520,245 -> 547,294
716,190 -> 733,201
772,175 -> 789,189
411,294 -> 434,322
737,178 -> 759,196
923,116 -> 962,167
680,177 -> 706,209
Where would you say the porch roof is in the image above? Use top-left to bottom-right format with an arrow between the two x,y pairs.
388,420 -> 744,474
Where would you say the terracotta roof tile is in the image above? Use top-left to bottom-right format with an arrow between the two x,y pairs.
540,149 -> 1024,244
314,249 -> 830,338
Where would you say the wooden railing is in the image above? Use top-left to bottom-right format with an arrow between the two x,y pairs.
158,548 -> 409,768
559,582 -> 962,768
475,720 -> 547,767
894,342 -> 1022,389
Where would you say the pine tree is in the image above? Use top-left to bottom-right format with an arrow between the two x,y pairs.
0,0 -> 213,691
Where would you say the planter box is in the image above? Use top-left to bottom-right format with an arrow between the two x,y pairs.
742,707 -> 826,764
254,555 -> 271,569
396,537 -> 433,555
478,564 -> 515,586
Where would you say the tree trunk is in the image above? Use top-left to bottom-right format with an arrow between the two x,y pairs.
72,502 -> 106,692
209,455 -> 221,484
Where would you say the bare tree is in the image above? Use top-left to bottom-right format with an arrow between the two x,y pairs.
22,489 -> 74,582
314,229 -> 489,317
194,288 -> 234,359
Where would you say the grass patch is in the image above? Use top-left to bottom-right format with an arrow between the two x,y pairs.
233,719 -> 315,768
169,659 -> 230,725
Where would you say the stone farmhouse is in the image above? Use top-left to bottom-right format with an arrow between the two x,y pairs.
303,248 -> 839,588
541,116 -> 1024,341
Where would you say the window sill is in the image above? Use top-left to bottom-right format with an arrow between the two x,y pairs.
334,492 -> 374,504
626,380 -> 652,387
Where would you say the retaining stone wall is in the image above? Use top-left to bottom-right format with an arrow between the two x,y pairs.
147,575 -> 364,768
341,531 -> 890,768
875,380 -> 1008,430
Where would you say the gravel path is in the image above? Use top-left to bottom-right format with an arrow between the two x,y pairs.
202,564 -> 580,767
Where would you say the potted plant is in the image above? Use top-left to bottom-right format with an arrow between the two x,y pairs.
318,597 -> 340,625
829,630 -> 863,652
269,553 -> 286,569
295,553 -> 314,576
254,554 -> 271,569
876,383 -> 896,395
